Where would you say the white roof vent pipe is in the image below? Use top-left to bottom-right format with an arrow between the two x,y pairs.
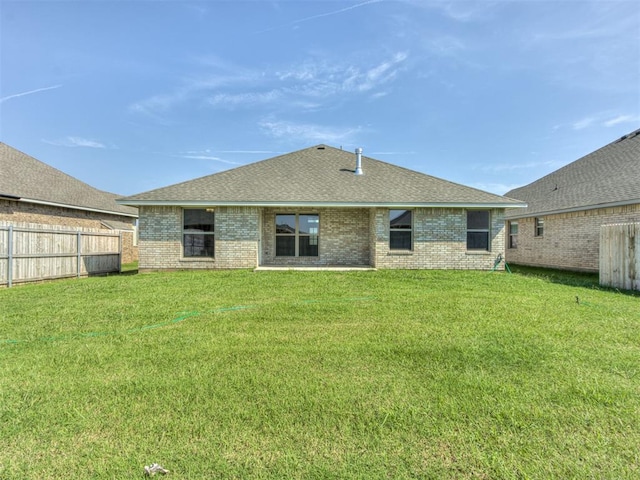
355,147 -> 364,175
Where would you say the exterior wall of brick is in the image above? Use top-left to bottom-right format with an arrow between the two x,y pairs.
261,208 -> 370,266
369,209 -> 378,267
119,231 -> 137,264
216,207 -> 260,269
138,206 -> 259,271
505,203 -> 640,272
371,208 -> 505,270
0,199 -> 138,263
139,205 -> 507,270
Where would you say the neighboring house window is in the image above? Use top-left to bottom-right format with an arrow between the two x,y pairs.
183,209 -> 215,257
535,217 -> 544,237
508,221 -> 518,249
390,210 -> 412,250
276,214 -> 319,256
467,210 -> 490,251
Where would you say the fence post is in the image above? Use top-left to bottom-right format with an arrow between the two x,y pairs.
77,231 -> 82,278
8,225 -> 13,288
119,231 -> 123,273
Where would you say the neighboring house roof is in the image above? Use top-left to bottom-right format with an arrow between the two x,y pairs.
505,128 -> 640,219
0,142 -> 137,218
119,145 -> 525,208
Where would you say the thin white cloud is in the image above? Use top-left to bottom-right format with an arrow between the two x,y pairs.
131,51 -> 409,118
573,117 -> 596,130
531,26 -> 611,44
43,136 -> 107,149
256,0 -> 383,34
370,91 -> 389,100
371,151 -> 416,155
185,149 -> 212,154
130,71 -> 247,117
180,155 -> 239,165
521,2 -> 638,94
259,118 -> 362,144
529,3 -> 638,45
555,112 -> 640,132
479,160 -> 563,173
129,90 -> 189,117
604,115 -> 640,127
426,35 -> 466,57
359,52 -> 408,91
207,90 -> 283,109
0,84 -> 62,103
473,183 -> 523,196
281,52 -> 409,98
404,0 -> 499,23
219,150 -> 284,154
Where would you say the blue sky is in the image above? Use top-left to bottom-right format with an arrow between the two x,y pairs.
1,0 -> 638,197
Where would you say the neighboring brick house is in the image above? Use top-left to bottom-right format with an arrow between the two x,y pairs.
505,128 -> 640,272
118,145 -> 524,271
0,142 -> 138,263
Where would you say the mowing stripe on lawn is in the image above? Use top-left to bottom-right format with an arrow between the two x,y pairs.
0,296 -> 376,345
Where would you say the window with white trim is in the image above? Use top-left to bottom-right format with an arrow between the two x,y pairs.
535,217 -> 544,237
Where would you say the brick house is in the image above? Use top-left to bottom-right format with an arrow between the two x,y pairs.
0,142 -> 138,263
505,128 -> 640,272
119,145 -> 524,271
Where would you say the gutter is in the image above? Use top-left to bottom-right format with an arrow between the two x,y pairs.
505,198 -> 640,219
116,199 -> 528,209
0,193 -> 21,201
14,197 -> 138,218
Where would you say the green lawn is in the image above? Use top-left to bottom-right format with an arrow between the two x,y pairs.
1,269 -> 638,479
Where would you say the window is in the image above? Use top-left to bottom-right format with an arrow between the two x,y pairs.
183,209 -> 215,257
508,221 -> 518,248
276,214 -> 319,257
390,210 -> 412,250
535,217 -> 544,237
467,210 -> 490,251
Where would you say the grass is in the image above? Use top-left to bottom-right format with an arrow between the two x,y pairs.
120,260 -> 139,274
0,268 -> 638,479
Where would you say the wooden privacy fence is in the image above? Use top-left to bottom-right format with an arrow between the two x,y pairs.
0,223 -> 121,288
599,223 -> 639,291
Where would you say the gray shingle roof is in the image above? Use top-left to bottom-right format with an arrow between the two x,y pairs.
119,145 -> 524,208
0,142 -> 138,217
505,128 -> 640,218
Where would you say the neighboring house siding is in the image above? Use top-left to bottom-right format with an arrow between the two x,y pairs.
261,208 -> 370,266
372,208 -> 506,270
0,199 -> 138,263
138,206 -> 259,271
506,203 -> 640,272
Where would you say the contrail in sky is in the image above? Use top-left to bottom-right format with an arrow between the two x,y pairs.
0,84 -> 62,103
256,0 -> 383,34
